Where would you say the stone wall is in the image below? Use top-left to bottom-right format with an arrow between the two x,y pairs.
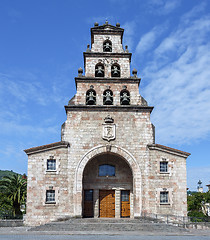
73,81 -> 142,106
85,56 -> 130,78
146,149 -> 187,216
26,146 -> 70,226
91,34 -> 124,53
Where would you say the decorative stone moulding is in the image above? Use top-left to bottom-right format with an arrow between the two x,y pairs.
102,115 -> 116,142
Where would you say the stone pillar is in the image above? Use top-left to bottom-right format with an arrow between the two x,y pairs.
130,191 -> 134,218
94,189 -> 99,218
115,189 -> 121,218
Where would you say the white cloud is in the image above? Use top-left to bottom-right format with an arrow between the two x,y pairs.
135,25 -> 166,55
0,70 -> 69,107
181,2 -> 206,24
148,0 -> 180,15
141,9 -> 210,145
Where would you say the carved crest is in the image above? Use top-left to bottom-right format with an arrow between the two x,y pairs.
102,115 -> 116,142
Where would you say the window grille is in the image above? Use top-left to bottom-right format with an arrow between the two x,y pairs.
46,190 -> 55,203
160,161 -> 168,172
160,191 -> 168,203
47,159 -> 56,171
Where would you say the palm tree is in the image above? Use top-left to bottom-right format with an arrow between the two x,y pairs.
0,174 -> 27,217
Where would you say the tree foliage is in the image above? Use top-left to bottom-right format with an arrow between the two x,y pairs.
187,191 -> 210,221
0,174 -> 27,218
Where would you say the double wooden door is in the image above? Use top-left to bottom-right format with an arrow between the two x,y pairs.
99,190 -> 115,218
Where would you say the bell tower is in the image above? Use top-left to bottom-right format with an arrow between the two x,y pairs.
65,21 -> 150,114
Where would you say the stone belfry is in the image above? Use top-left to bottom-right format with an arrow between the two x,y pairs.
24,22 -> 190,226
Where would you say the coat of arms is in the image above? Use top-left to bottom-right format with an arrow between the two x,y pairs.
102,115 -> 116,142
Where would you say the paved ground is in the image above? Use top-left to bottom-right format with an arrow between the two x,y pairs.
0,226 -> 210,240
0,233 -> 210,240
0,218 -> 209,240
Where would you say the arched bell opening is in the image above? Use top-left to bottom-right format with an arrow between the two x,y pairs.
111,63 -> 120,77
95,63 -> 105,77
120,89 -> 130,105
82,152 -> 133,218
103,89 -> 113,105
103,40 -> 112,52
86,89 -> 96,105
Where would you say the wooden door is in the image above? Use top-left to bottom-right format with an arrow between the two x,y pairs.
99,190 -> 115,218
84,189 -> 93,217
121,190 -> 130,218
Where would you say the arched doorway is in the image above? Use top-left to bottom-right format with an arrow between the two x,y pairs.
82,153 -> 133,218
74,145 -> 142,218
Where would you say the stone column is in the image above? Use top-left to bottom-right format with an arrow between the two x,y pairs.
94,189 -> 99,218
130,191 -> 134,218
115,189 -> 121,218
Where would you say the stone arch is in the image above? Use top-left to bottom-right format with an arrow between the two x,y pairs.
74,145 -> 142,217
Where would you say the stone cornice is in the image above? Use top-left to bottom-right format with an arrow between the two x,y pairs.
147,144 -> 191,158
91,24 -> 124,44
65,105 -> 153,113
83,52 -> 132,61
24,141 -> 69,155
75,76 -> 141,88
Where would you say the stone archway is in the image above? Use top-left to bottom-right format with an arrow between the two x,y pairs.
74,145 -> 142,218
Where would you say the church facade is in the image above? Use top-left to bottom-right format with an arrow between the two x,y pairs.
24,22 -> 190,226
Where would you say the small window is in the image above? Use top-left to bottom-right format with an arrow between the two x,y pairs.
95,63 -> 104,77
111,64 -> 120,77
121,190 -> 130,202
84,190 -> 93,201
120,90 -> 130,105
99,164 -> 115,177
160,191 -> 168,203
86,89 -> 96,105
47,159 -> 56,171
46,190 -> 55,203
103,89 -> 113,105
103,40 -> 112,52
160,162 -> 168,173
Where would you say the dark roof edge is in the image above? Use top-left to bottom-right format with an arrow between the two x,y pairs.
91,24 -> 124,32
24,141 -> 69,155
75,77 -> 141,87
83,52 -> 132,58
65,105 -> 153,113
147,144 -> 191,158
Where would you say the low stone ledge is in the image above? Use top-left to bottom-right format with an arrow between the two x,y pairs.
184,222 -> 210,230
0,220 -> 24,227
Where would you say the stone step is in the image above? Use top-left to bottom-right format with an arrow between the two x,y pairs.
29,218 -> 188,233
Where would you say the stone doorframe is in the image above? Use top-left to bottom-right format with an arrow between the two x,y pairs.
74,144 -> 142,218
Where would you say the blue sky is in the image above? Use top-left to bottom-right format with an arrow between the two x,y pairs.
0,0 -> 209,191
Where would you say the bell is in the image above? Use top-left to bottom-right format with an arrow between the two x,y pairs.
96,66 -> 104,77
104,91 -> 113,105
103,42 -> 111,52
86,91 -> 96,105
121,93 -> 130,105
87,96 -> 95,105
112,66 -> 120,77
